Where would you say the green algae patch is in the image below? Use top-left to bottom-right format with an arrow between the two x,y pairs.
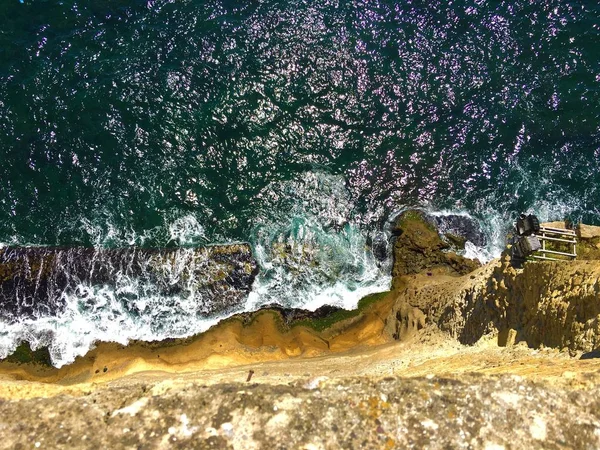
292,291 -> 391,332
292,308 -> 360,332
3,343 -> 52,367
396,210 -> 437,234
444,233 -> 467,250
357,291 -> 390,310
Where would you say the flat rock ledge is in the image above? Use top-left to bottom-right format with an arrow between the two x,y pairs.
1,375 -> 599,450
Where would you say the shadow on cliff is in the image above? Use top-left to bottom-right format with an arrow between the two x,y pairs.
580,349 -> 600,360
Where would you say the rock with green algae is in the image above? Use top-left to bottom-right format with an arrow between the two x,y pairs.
0,244 -> 259,321
2,342 -> 51,366
391,210 -> 480,284
444,232 -> 467,249
0,375 -> 598,449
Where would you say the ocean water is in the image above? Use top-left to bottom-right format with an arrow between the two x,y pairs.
1,0 -> 599,366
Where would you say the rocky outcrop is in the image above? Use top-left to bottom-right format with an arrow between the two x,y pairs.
0,291 -> 394,380
389,255 -> 600,354
0,245 -> 259,321
0,375 -> 598,449
578,224 -> 600,239
576,226 -> 600,260
425,212 -> 487,248
387,214 -> 600,354
390,210 -> 480,286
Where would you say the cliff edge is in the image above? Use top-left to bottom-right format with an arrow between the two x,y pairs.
1,212 -> 600,449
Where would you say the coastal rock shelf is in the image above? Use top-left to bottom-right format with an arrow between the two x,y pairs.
0,244 -> 259,322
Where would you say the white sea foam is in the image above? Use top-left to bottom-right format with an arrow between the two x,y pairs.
5,170 -> 586,368
246,171 -> 391,311
167,214 -> 207,245
0,272 -> 239,367
246,218 -> 390,313
78,211 -> 208,248
0,172 -> 392,367
0,218 -> 389,367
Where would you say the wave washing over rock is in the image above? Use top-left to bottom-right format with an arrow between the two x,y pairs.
2,0 -> 600,367
0,245 -> 258,367
0,171 -> 395,367
2,210 -> 600,449
0,200 -> 577,367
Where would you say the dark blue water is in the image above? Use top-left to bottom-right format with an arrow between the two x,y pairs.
1,0 -> 599,365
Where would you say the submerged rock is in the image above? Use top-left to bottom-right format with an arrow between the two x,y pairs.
425,212 -> 487,248
0,244 -> 259,322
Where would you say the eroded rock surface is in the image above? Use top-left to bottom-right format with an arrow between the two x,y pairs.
391,210 -> 480,285
1,375 -> 599,449
0,244 -> 259,321
389,256 -> 600,354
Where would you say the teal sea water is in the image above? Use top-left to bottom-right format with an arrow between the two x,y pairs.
1,0 -> 599,365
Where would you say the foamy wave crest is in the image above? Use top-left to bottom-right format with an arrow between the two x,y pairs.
0,246 -> 257,367
78,212 -> 207,248
247,171 -> 391,312
247,217 -> 390,312
0,287 -> 226,368
167,215 -> 207,245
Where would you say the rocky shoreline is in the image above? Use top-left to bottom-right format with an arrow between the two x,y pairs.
2,211 -> 600,448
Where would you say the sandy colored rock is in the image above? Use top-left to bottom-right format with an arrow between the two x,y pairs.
578,223 -> 600,239
1,300 -> 600,448
2,220 -> 600,448
0,371 -> 599,450
0,295 -> 395,387
541,221 -> 567,229
391,258 -> 600,354
498,328 -> 518,347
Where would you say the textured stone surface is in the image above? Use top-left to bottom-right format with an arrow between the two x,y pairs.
391,210 -> 480,285
390,256 -> 600,354
541,221 -> 568,230
0,375 -> 599,449
0,244 -> 259,321
578,224 -> 600,239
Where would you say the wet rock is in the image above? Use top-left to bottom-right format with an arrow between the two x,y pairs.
390,210 -> 480,284
444,232 -> 467,249
0,244 -> 259,322
244,303 -> 345,327
367,232 -> 390,262
425,213 -> 487,247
